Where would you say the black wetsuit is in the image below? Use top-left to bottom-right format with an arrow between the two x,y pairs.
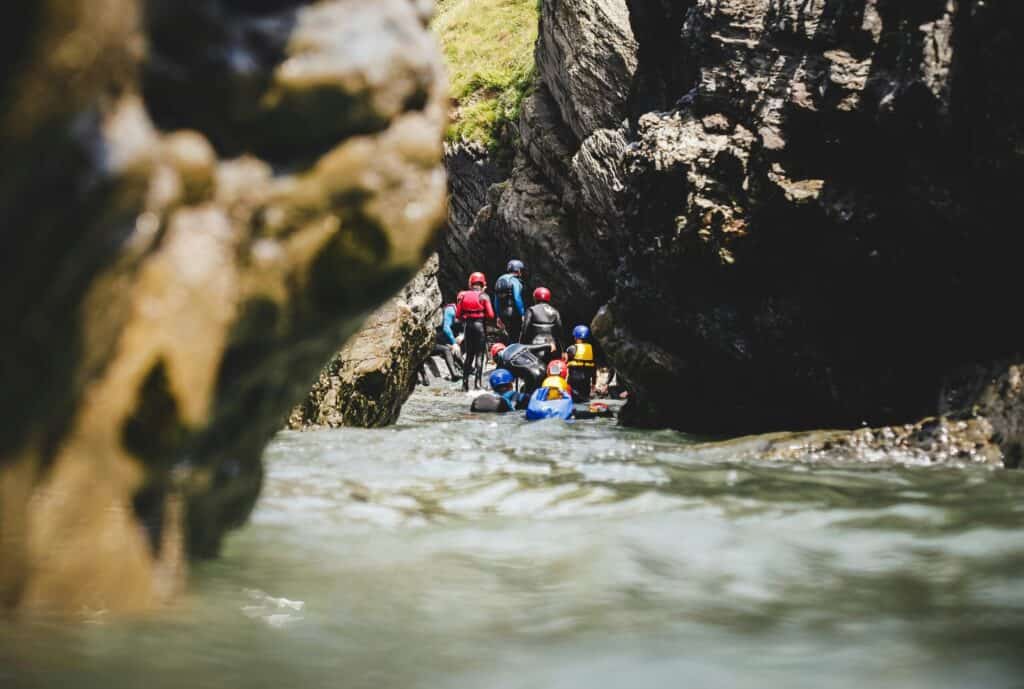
565,344 -> 596,402
433,328 -> 464,379
521,303 -> 564,363
457,290 -> 495,391
494,273 -> 525,344
496,343 -> 549,393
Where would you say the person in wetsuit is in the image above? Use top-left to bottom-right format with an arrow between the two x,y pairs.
455,271 -> 495,391
432,302 -> 464,380
490,342 -> 552,394
520,286 -> 564,363
494,260 -> 526,343
566,324 -> 597,403
470,369 -> 527,413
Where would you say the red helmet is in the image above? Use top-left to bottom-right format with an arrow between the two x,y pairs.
468,272 -> 487,288
547,359 -> 568,379
533,286 -> 551,303
490,343 -> 507,361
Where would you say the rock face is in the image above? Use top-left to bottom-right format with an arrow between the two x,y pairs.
289,256 -> 441,429
0,0 -> 446,612
439,0 -> 637,331
442,0 -> 1024,459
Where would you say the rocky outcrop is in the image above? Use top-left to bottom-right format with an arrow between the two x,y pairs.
289,256 -> 441,429
439,0 -> 637,329
0,0 -> 446,612
441,0 -> 1024,463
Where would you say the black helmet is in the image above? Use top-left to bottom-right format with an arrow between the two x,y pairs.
507,259 -> 525,273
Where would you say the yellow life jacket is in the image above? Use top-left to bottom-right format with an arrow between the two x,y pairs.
541,376 -> 569,396
568,342 -> 595,368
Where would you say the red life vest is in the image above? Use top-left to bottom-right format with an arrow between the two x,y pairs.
456,290 -> 488,320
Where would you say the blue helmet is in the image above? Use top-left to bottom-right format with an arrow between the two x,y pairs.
506,259 -> 525,273
573,325 -> 591,341
489,369 -> 515,389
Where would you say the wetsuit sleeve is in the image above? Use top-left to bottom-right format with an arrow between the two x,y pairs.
513,279 -> 525,316
554,311 -> 565,351
566,345 -> 577,360
442,308 -> 456,345
520,308 -> 532,344
483,294 -> 496,320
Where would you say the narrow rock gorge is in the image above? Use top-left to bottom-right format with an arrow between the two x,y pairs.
441,0 -> 1024,464
0,0 -> 447,612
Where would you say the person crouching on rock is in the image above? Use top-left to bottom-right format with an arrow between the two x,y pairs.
432,302 -> 464,380
566,324 -> 597,402
490,342 -> 552,394
494,259 -> 526,343
456,271 -> 495,391
470,369 -> 527,413
521,286 -> 563,363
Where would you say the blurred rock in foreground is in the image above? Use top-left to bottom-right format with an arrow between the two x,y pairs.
0,0 -> 447,613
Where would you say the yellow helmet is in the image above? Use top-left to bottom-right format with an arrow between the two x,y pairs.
542,376 -> 569,397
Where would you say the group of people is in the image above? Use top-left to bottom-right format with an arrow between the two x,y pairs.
431,259 -> 601,416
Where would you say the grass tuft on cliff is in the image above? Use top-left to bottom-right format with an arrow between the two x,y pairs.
432,0 -> 538,155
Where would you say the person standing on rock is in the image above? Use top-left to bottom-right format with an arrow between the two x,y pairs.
494,260 -> 526,343
520,286 -> 564,363
456,271 -> 495,391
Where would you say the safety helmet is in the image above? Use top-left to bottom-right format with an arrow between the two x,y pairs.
489,369 -> 514,389
490,343 -> 507,361
542,376 -> 569,394
573,325 -> 591,341
533,286 -> 551,303
547,359 -> 568,379
468,271 -> 487,288
507,259 -> 525,273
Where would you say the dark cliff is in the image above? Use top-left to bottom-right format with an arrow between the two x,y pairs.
441,0 -> 1024,460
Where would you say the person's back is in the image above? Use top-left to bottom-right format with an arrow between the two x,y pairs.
494,261 -> 526,342
521,287 -> 562,361
566,325 -> 597,402
456,272 -> 495,391
496,342 -> 547,393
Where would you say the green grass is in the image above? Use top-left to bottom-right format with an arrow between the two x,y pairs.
432,0 -> 539,155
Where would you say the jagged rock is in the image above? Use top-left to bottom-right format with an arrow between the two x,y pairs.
595,0 -> 1024,438
536,0 -> 638,140
440,0 -> 1024,465
289,257 -> 441,429
438,142 -> 506,296
0,0 -> 446,612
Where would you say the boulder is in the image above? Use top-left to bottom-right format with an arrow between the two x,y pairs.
0,0 -> 447,612
289,256 -> 441,428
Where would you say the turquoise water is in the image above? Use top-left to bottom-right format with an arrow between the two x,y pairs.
4,388 -> 1024,688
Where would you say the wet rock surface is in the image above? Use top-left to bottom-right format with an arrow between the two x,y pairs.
0,0 -> 446,612
441,0 -> 1024,461
289,257 -> 441,429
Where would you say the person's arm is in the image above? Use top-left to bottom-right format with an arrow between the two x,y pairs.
520,308 -> 532,343
484,294 -> 496,321
442,308 -> 457,345
525,343 -> 550,355
554,311 -> 565,351
566,345 -> 577,360
454,296 -> 464,321
513,279 -> 525,316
